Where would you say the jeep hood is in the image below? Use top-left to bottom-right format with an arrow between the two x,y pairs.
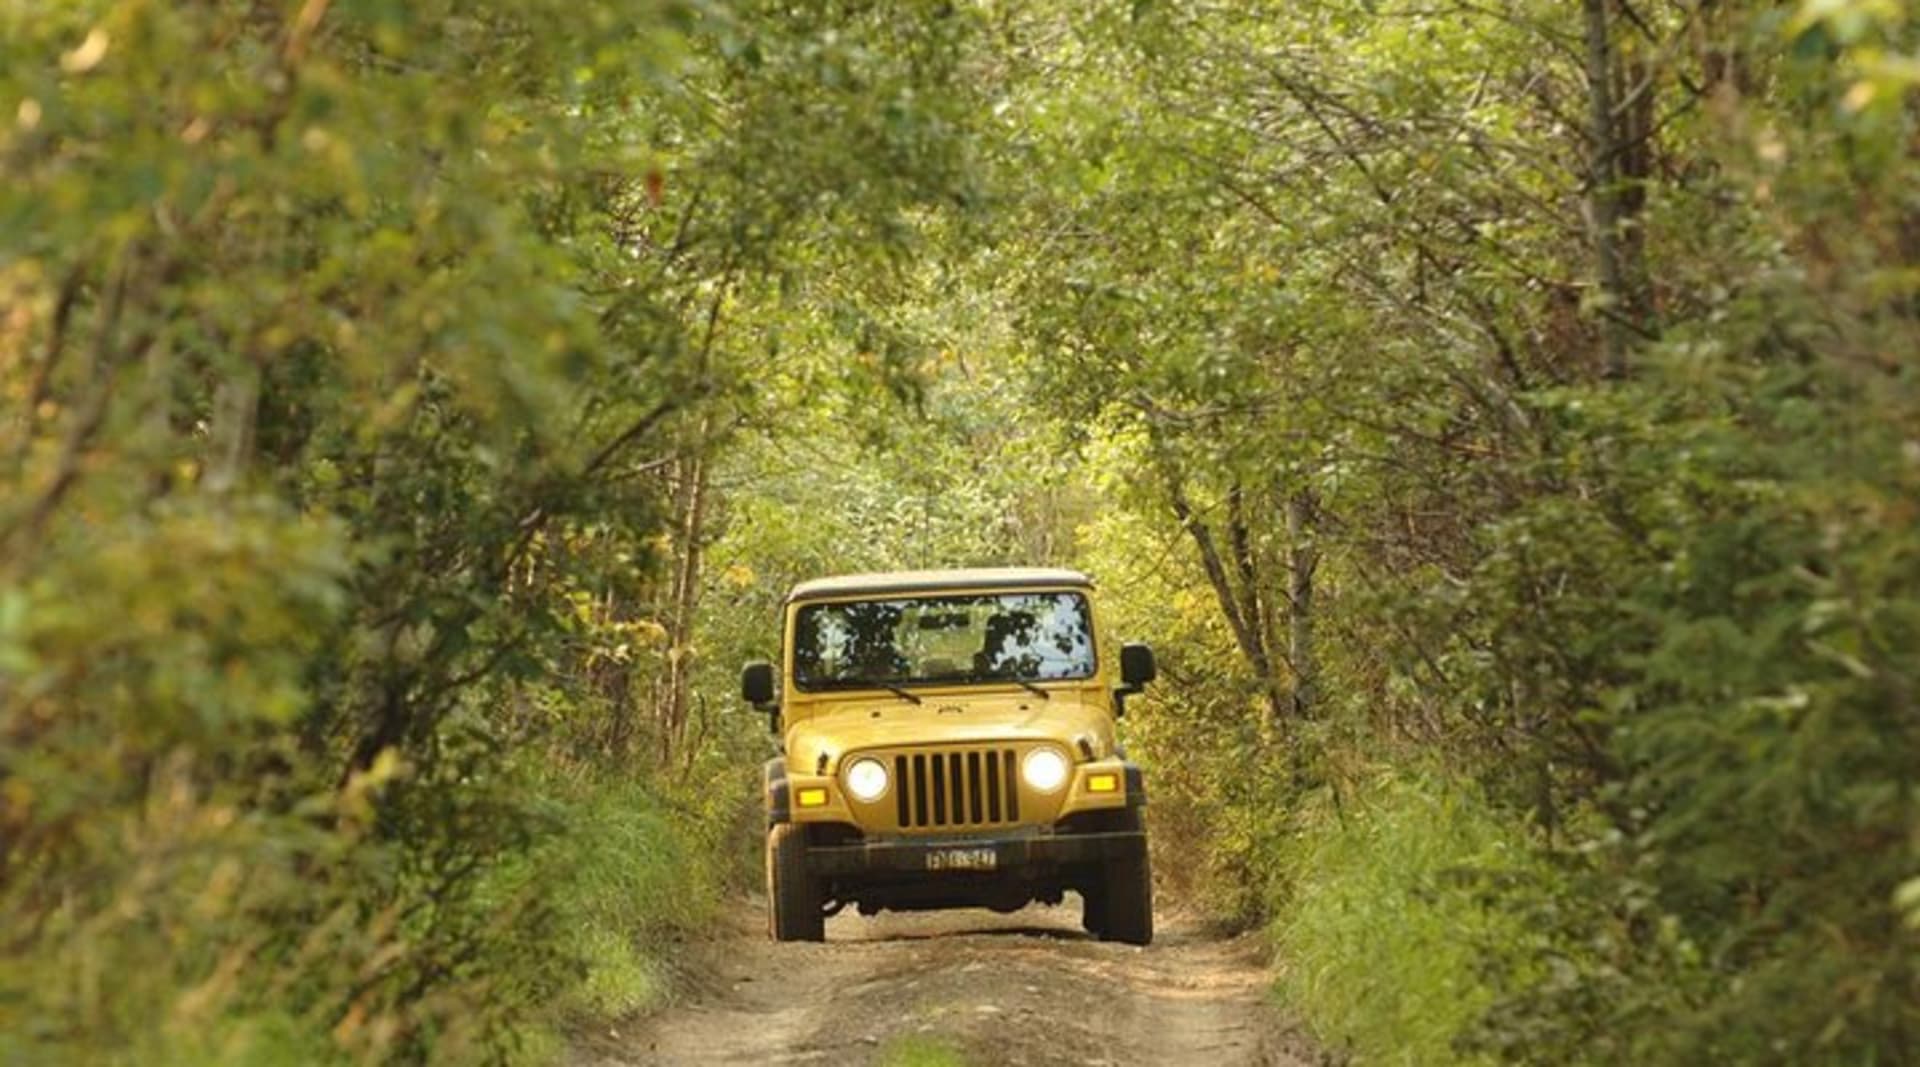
784,688 -> 1115,775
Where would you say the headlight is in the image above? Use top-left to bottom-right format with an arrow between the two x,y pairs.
844,757 -> 890,802
1021,748 -> 1070,793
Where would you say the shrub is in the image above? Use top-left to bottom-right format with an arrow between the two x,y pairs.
1271,774 -> 1547,1066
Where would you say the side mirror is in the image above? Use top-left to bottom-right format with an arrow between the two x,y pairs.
1119,643 -> 1157,687
741,661 -> 776,707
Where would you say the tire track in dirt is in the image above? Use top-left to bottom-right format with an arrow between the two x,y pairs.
571,901 -> 1319,1067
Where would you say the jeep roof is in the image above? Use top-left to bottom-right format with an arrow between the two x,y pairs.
785,567 -> 1093,602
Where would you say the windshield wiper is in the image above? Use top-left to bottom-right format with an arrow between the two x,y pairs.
1009,677 -> 1051,700
845,678 -> 922,704
959,670 -> 1051,700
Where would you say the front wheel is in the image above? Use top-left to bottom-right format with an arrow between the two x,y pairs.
766,823 -> 825,942
1079,888 -> 1107,937
1083,809 -> 1153,945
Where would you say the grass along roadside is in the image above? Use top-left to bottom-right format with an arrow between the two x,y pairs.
508,770 -> 740,1061
876,1034 -> 972,1067
1266,774 -> 1544,1066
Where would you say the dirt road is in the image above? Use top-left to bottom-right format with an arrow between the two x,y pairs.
572,901 -> 1318,1067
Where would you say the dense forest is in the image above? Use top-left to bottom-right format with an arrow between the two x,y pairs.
2,0 -> 1916,1063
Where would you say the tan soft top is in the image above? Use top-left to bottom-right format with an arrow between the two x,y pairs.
786,567 -> 1092,602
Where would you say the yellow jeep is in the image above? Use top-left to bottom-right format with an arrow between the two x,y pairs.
741,567 -> 1156,944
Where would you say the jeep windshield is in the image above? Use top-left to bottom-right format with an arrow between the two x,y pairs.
791,591 -> 1096,691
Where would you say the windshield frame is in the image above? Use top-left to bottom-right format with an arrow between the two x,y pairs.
784,587 -> 1101,695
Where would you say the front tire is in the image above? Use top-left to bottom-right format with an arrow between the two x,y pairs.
1079,888 -> 1107,936
766,823 -> 825,942
1086,808 -> 1152,945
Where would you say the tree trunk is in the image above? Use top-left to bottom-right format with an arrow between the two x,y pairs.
1616,17 -> 1659,344
1287,488 -> 1319,719
205,360 -> 261,493
1582,0 -> 1633,378
656,438 -> 710,764
1155,450 -> 1290,730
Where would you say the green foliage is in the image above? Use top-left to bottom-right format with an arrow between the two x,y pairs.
3,0 -> 1916,1062
1273,775 -> 1547,1066
877,1034 -> 972,1067
980,0 -> 1920,1062
502,769 -> 732,1025
2,0 -> 989,1062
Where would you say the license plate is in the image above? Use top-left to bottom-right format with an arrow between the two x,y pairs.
925,847 -> 997,872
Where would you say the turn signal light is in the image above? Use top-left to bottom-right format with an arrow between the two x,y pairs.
1087,772 -> 1119,794
796,787 -> 829,808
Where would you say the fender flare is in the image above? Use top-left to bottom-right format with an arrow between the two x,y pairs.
1123,761 -> 1148,807
765,757 -> 791,827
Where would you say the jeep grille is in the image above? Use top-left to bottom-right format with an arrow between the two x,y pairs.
893,748 -> 1020,829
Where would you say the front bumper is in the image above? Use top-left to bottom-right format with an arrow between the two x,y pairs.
768,756 -> 1145,829
805,829 -> 1145,877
